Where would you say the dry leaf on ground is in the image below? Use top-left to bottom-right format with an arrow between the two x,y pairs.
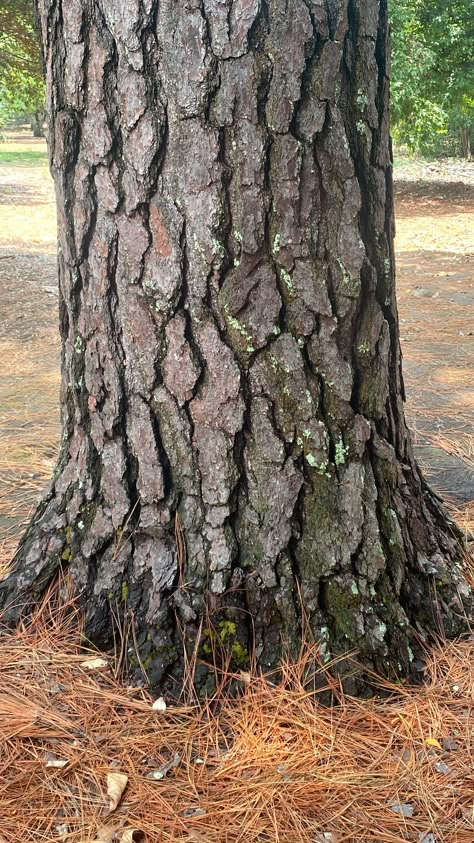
107,771 -> 128,812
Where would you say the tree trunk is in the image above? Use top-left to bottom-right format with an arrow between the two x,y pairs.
30,108 -> 45,138
1,0 -> 470,694
460,126 -> 472,161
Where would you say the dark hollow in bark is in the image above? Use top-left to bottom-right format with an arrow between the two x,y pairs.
1,0 -> 471,695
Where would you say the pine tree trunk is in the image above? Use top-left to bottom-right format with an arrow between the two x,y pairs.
1,0 -> 470,694
30,108 -> 45,138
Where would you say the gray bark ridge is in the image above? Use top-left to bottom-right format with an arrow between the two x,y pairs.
1,0 -> 470,693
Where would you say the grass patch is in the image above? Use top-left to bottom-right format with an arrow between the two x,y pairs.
0,147 -> 48,166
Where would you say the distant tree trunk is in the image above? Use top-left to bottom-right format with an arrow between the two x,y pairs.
460,126 -> 472,161
1,0 -> 470,694
30,108 -> 45,137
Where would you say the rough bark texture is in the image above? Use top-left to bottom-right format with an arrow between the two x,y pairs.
1,0 -> 470,693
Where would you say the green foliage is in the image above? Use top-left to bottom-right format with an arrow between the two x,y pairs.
390,0 -> 474,157
0,0 -> 45,129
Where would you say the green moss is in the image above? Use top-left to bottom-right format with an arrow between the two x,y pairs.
325,580 -> 362,640
61,525 -> 73,561
200,621 -> 249,668
121,581 -> 129,602
218,619 -> 236,642
141,654 -> 154,671
231,641 -> 249,666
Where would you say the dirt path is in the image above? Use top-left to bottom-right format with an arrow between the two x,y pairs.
394,168 -> 474,534
0,133 -> 473,565
0,133 -> 59,565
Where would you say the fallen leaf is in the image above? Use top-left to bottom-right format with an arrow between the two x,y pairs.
146,752 -> 181,780
181,807 -> 207,818
107,771 -> 128,812
119,829 -> 144,842
390,802 -> 414,817
48,683 -> 66,694
441,736 -> 459,751
151,696 -> 166,712
45,754 -> 68,768
239,671 -> 251,685
425,738 -> 442,749
434,761 -> 450,774
80,657 -> 108,669
276,762 -> 291,781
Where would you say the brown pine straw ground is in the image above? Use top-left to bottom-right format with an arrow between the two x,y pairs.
0,585 -> 473,843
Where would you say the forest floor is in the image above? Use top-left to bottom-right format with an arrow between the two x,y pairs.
0,133 -> 473,842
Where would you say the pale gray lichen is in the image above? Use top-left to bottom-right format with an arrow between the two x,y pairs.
223,304 -> 254,352
280,268 -> 293,292
193,233 -> 206,260
335,439 -> 348,466
372,622 -> 387,643
74,335 -> 84,354
356,90 -> 369,110
272,233 -> 281,255
212,238 -> 225,260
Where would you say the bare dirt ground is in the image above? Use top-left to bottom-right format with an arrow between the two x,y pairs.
394,159 -> 474,535
0,132 -> 60,564
0,132 -> 473,565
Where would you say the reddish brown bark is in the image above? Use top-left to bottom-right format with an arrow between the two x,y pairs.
0,0 -> 470,694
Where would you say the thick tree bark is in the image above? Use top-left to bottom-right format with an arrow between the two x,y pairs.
1,0 -> 470,693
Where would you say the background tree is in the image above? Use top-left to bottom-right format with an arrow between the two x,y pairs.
0,0 -> 470,695
0,0 -> 45,135
390,0 -> 474,158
